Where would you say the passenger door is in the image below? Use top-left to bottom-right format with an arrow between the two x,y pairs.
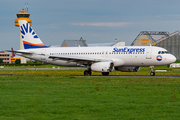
146,48 -> 152,59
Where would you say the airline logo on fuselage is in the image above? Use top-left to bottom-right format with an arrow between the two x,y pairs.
20,23 -> 39,39
113,47 -> 145,53
156,55 -> 162,61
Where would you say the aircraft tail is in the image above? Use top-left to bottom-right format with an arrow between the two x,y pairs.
19,20 -> 48,49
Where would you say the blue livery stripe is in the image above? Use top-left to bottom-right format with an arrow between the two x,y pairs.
24,44 -> 48,49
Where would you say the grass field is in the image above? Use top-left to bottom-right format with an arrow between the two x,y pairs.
0,65 -> 180,120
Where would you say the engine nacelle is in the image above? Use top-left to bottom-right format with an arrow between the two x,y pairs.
91,62 -> 114,72
114,66 -> 140,72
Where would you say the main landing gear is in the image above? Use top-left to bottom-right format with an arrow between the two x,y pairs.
84,70 -> 92,76
150,66 -> 155,76
83,70 -> 110,76
102,72 -> 109,76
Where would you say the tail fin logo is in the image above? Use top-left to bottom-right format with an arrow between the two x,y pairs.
19,21 -> 48,49
20,23 -> 38,39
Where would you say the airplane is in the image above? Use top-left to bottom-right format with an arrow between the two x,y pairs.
9,20 -> 176,76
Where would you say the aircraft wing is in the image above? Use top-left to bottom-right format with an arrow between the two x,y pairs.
49,55 -> 110,64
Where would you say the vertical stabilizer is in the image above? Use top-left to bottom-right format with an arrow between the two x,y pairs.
19,20 -> 48,49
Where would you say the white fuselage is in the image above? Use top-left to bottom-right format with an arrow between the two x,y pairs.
17,46 -> 176,67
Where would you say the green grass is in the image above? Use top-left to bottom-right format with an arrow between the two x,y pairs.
0,66 -> 180,119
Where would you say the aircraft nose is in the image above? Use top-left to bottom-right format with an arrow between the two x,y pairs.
169,55 -> 176,63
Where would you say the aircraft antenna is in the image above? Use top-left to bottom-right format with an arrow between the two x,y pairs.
27,3 -> 28,13
25,3 -> 26,12
115,38 -> 117,46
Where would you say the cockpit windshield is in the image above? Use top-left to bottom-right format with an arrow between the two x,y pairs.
158,51 -> 169,54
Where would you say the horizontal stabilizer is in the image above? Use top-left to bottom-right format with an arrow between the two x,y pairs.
5,50 -> 33,54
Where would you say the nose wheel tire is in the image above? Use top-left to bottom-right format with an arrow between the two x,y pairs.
150,72 -> 155,76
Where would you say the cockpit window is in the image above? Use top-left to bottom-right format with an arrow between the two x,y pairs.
165,51 -> 169,54
158,51 -> 169,54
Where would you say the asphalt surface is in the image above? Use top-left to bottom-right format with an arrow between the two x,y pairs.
73,75 -> 180,78
0,73 -> 179,78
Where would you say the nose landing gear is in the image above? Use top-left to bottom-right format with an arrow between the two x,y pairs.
150,72 -> 155,76
150,66 -> 155,76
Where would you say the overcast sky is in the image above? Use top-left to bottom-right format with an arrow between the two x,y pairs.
1,0 -> 180,50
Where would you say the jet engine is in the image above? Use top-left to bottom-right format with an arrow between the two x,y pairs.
114,66 -> 140,72
91,62 -> 114,72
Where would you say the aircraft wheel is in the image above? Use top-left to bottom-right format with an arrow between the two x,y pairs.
87,71 -> 92,76
84,70 -> 89,76
102,72 -> 109,76
150,72 -> 155,76
84,70 -> 91,76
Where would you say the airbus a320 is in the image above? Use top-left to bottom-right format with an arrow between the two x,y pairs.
9,20 -> 176,76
